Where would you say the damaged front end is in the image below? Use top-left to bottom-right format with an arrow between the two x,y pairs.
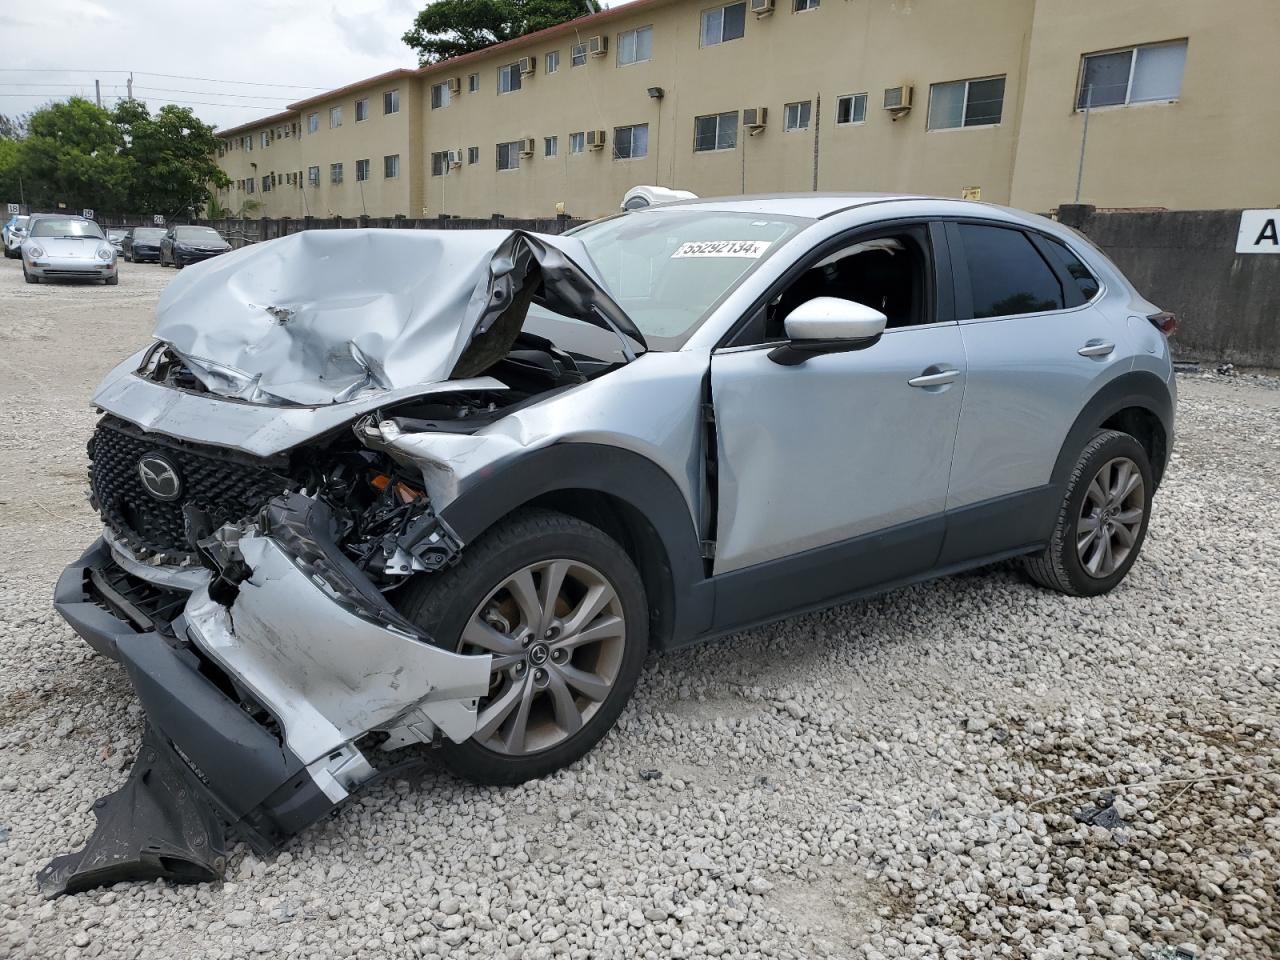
42,489 -> 492,898
46,227 -> 647,897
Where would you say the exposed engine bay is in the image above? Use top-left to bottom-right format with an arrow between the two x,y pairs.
42,228 -> 648,897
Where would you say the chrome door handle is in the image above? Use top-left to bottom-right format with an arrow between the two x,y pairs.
908,369 -> 960,388
1078,340 -> 1115,358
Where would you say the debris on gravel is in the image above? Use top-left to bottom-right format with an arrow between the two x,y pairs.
0,257 -> 1276,958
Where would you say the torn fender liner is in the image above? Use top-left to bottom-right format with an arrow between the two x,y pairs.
150,228 -> 643,406
36,725 -> 226,898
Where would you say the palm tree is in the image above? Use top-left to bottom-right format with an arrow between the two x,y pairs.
204,195 -> 262,219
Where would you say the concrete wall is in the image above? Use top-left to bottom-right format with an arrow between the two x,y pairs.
1059,205 -> 1280,367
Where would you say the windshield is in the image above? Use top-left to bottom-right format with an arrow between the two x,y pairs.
132,228 -> 166,241
176,226 -> 223,242
30,218 -> 104,239
561,210 -> 807,349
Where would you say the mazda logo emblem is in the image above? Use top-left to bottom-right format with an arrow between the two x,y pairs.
137,453 -> 183,502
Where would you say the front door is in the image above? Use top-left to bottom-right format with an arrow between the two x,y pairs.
708,222 -> 966,623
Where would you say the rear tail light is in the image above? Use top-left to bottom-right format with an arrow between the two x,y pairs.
1147,311 -> 1177,336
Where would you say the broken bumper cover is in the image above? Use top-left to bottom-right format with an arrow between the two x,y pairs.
45,498 -> 491,896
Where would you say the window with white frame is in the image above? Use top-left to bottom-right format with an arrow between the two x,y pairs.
836,92 -> 868,124
498,63 -> 522,94
431,82 -> 451,109
783,100 -> 812,131
794,0 -> 819,10
612,123 -> 648,159
546,50 -> 560,74
694,111 -> 737,151
431,151 -> 450,177
383,89 -> 400,114
329,106 -> 342,128
307,112 -> 319,133
330,162 -> 343,184
571,43 -> 588,67
544,136 -> 558,157
355,158 -> 370,181
569,131 -> 585,153
928,75 -> 1005,129
355,98 -> 369,122
468,73 -> 479,92
307,165 -> 320,185
261,131 -> 270,148
1077,39 -> 1187,109
245,178 -> 254,194
467,146 -> 479,164
618,26 -> 653,65
497,141 -> 522,170
261,175 -> 271,192
700,2 -> 746,46
384,154 -> 400,178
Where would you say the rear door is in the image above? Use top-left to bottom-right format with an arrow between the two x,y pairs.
943,221 -> 1130,557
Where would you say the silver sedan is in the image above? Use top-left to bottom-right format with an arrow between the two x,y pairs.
22,215 -> 118,284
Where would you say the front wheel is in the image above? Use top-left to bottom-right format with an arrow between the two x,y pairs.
23,267 -> 37,284
1023,429 -> 1153,596
397,509 -> 649,785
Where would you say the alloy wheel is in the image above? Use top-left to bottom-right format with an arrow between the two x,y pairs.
1077,456 -> 1145,578
459,559 -> 626,756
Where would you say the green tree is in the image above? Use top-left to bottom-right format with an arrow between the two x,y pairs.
205,194 -> 261,218
18,97 -> 133,214
114,100 -> 229,218
403,0 -> 600,64
0,137 -> 21,209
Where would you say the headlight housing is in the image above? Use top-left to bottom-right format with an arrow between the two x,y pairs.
26,245 -> 44,258
96,246 -> 113,261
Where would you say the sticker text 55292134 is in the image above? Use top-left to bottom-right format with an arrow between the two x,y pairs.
671,240 -> 772,259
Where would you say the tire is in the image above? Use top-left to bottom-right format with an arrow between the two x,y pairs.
1023,429 -> 1153,597
105,274 -> 118,286
23,267 -> 37,284
396,508 -> 649,785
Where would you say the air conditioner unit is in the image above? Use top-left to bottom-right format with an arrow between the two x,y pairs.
742,106 -> 768,129
749,0 -> 774,15
518,56 -> 535,76
588,36 -> 607,57
883,84 -> 914,114
586,129 -> 607,150
447,149 -> 462,168
520,137 -> 536,157
447,77 -> 462,95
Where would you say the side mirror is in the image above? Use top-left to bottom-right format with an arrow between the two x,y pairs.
768,297 -> 888,366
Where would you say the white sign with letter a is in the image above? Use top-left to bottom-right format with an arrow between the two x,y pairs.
1236,210 -> 1280,254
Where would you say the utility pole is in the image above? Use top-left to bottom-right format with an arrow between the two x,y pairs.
94,79 -> 102,108
127,73 -> 133,101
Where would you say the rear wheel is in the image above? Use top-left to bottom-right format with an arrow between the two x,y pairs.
397,509 -> 648,785
1023,429 -> 1152,596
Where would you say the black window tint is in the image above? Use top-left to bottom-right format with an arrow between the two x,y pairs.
1041,235 -> 1101,302
959,224 -> 1064,318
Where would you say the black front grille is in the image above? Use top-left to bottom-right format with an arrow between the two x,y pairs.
89,416 -> 293,556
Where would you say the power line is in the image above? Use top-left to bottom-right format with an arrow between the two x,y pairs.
0,93 -> 287,111
0,68 -> 330,91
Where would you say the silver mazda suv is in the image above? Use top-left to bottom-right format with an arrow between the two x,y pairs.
44,195 -> 1176,895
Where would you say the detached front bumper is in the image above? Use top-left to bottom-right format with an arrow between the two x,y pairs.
45,497 -> 490,896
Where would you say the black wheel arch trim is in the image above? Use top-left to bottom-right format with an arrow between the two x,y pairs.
1051,369 -> 1174,491
437,442 -> 713,648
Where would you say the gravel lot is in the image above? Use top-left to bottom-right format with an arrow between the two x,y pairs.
0,254 -> 1276,960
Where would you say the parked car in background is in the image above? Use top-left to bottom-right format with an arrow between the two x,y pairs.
159,225 -> 231,268
44,195 -> 1177,896
122,227 -> 167,263
3,215 -> 30,258
107,230 -> 127,255
22,215 -> 118,284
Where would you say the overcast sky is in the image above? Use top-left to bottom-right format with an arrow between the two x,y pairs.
2,0 -> 515,132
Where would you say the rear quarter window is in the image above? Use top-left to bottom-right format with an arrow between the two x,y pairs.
958,223 -> 1064,319
1038,235 -> 1101,303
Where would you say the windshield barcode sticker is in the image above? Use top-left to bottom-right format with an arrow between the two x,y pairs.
672,240 -> 771,259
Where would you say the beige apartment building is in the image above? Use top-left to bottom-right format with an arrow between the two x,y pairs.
214,0 -> 1280,220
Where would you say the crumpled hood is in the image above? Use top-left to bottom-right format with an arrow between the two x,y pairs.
151,228 -> 634,406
